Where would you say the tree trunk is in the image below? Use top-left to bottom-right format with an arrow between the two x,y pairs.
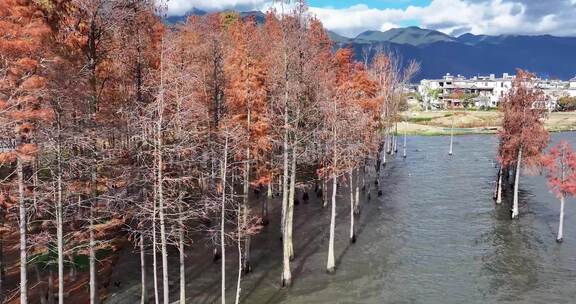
349,170 -> 356,243
89,206 -> 98,304
48,269 -> 54,304
512,147 -> 522,219
382,139 -> 387,167
322,178 -> 328,208
449,115 -> 454,156
56,135 -> 64,304
179,213 -> 185,304
403,122 -> 407,158
354,168 -> 360,215
34,265 -> 46,304
496,167 -> 503,204
221,134 -> 229,304
327,174 -> 337,273
152,193 -> 159,304
234,205 -> 242,304
18,159 -> 27,304
557,195 -> 565,242
287,143 -> 297,260
140,234 -> 146,304
281,94 -> 291,286
242,110 -> 251,273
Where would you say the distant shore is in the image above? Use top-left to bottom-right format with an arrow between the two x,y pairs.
396,111 -> 576,136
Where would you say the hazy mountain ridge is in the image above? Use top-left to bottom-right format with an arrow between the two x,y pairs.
168,10 -> 576,81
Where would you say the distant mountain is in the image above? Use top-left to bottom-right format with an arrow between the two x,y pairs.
166,12 -> 576,82
333,27 -> 576,81
355,27 -> 455,46
328,31 -> 351,44
165,8 -> 206,24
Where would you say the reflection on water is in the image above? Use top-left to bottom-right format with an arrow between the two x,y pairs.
109,133 -> 576,304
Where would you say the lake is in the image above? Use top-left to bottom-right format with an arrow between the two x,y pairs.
108,133 -> 576,304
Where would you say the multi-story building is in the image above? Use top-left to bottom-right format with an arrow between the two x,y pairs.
418,73 -> 576,110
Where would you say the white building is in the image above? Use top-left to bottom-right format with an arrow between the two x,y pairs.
418,73 -> 514,109
418,73 -> 574,110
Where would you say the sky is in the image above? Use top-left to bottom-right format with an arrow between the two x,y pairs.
164,0 -> 576,38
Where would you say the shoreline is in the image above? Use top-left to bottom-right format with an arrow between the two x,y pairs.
396,111 -> 576,136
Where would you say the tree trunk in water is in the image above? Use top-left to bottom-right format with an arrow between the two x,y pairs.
34,265 -> 46,304
179,214 -> 186,304
349,170 -> 356,243
382,139 -> 387,167
221,135 -> 229,304
56,137 -> 64,304
496,168 -> 503,204
89,207 -> 98,304
140,234 -> 147,304
242,110 -> 251,273
234,207 -> 242,304
281,97 -> 291,286
449,114 -> 454,156
354,168 -> 360,215
18,159 -> 27,304
512,148 -> 522,219
327,174 -> 337,273
287,144 -> 297,260
322,178 -> 328,208
557,195 -> 565,242
152,196 -> 159,304
403,123 -> 407,158
48,270 -> 54,304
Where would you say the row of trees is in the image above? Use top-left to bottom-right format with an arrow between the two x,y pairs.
0,1 -> 415,303
495,69 -> 576,243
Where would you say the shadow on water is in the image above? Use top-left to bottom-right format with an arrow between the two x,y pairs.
478,188 -> 543,302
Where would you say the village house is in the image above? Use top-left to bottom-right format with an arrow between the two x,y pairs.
418,73 -> 576,110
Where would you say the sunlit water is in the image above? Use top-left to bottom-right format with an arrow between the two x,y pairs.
108,133 -> 576,304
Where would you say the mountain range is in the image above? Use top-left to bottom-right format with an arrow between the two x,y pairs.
168,10 -> 576,81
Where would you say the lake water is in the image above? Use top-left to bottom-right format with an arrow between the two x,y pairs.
108,133 -> 576,304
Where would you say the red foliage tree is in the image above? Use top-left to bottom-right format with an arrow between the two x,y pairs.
497,69 -> 549,218
542,141 -> 576,242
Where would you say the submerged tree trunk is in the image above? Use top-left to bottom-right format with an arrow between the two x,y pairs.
152,193 -> 159,304
449,115 -> 454,156
234,203 -> 242,304
89,206 -> 98,304
221,134 -> 229,304
140,234 -> 146,304
281,88 -> 291,285
403,122 -> 407,158
18,159 -> 27,304
56,138 -> 64,304
496,167 -> 503,204
354,168 -> 360,215
322,177 -> 328,208
327,174 -> 337,273
242,109 -> 251,273
349,170 -> 356,243
287,143 -> 297,260
179,210 -> 186,304
557,195 -> 565,242
512,147 -> 522,219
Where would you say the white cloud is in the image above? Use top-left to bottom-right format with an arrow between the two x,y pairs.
164,0 -> 270,16
164,0 -> 576,38
308,0 -> 576,37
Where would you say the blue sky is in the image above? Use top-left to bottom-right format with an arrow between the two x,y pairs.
166,1 -> 576,38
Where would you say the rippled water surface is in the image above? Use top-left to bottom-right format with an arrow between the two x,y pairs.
110,133 -> 576,304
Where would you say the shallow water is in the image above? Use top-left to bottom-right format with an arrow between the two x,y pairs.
108,133 -> 576,304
